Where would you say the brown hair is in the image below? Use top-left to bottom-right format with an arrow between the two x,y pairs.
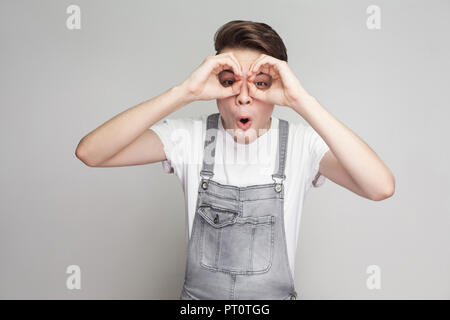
214,20 -> 288,62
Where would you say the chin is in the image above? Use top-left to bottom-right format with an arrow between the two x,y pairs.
232,125 -> 260,144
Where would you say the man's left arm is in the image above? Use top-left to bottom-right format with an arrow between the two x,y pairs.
292,93 -> 395,201
246,54 -> 395,201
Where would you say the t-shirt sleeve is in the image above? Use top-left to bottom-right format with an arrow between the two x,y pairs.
304,125 -> 330,188
150,117 -> 195,176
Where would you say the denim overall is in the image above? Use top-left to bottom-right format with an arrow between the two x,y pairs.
180,112 -> 297,300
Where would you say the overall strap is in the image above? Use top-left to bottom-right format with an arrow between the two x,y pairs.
272,118 -> 289,187
200,113 -> 220,180
199,113 -> 289,193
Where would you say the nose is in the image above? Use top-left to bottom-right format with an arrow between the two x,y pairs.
236,76 -> 252,105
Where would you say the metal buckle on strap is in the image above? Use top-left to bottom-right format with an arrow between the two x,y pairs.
272,175 -> 285,193
200,170 -> 213,190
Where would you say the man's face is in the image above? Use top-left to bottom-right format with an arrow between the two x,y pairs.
216,47 -> 274,144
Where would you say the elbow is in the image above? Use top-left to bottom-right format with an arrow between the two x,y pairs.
371,188 -> 394,201
370,177 -> 396,201
75,141 -> 97,167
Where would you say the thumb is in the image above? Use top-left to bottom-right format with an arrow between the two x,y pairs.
220,79 -> 242,99
247,81 -> 262,100
231,79 -> 243,95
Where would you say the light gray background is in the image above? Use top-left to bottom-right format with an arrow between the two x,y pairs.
1,0 -> 449,299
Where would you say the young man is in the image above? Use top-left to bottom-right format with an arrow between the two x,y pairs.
75,20 -> 395,300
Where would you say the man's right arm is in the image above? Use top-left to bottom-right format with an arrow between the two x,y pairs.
75,84 -> 194,167
75,51 -> 244,168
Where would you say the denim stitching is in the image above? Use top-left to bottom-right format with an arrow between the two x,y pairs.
229,274 -> 236,300
199,216 -> 275,275
249,226 -> 255,272
201,188 -> 282,201
215,227 -> 222,268
207,179 -> 280,190
199,218 -> 205,266
189,113 -> 294,298
278,197 -> 297,296
198,206 -> 237,228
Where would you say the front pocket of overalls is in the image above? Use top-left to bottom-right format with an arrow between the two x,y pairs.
198,205 -> 275,275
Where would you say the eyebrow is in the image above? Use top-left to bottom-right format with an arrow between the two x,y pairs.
221,69 -> 234,74
220,70 -> 270,77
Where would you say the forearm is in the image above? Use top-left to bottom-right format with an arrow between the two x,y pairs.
292,93 -> 395,199
76,84 -> 192,166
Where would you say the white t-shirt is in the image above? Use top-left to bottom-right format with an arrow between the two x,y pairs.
151,113 -> 330,277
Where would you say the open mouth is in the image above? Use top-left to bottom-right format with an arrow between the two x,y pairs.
237,117 -> 252,130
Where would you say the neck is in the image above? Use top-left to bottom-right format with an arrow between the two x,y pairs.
220,115 -> 273,145
259,117 -> 272,137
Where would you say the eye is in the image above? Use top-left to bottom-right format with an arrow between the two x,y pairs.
218,70 -> 236,87
221,79 -> 235,87
254,73 -> 272,90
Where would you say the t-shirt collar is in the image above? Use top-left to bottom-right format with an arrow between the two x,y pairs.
218,113 -> 274,146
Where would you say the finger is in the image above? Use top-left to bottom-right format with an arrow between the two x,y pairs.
231,79 -> 243,94
250,55 -> 273,73
213,59 -> 238,76
214,54 -> 241,75
250,58 -> 273,80
219,78 -> 242,99
268,65 -> 280,80
257,62 -> 278,80
250,62 -> 272,81
221,57 -> 242,78
251,56 -> 282,78
212,62 -> 234,76
249,62 -> 271,82
247,81 -> 257,96
250,59 -> 283,82
247,53 -> 266,78
225,52 -> 243,78
261,64 -> 271,77
247,81 -> 264,100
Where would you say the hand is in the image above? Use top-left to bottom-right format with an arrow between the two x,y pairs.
180,52 -> 244,101
246,54 -> 308,108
